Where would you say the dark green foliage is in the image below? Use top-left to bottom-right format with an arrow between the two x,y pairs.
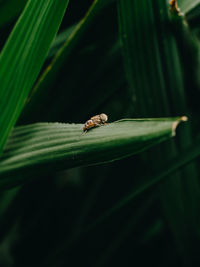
0,0 -> 200,266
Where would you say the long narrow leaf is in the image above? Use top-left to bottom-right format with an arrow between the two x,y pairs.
0,117 -> 185,190
117,0 -> 200,261
0,0 -> 69,153
179,0 -> 200,14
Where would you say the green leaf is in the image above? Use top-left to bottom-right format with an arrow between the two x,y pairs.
117,0 -> 200,261
179,0 -> 200,14
18,0 -> 116,123
44,134 -> 200,265
0,0 -> 69,154
0,117 -> 185,190
33,0 -> 115,91
47,24 -> 78,58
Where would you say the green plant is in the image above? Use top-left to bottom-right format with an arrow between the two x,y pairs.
0,0 -> 200,266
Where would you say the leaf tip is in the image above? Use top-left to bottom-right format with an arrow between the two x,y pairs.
180,116 -> 188,122
172,116 -> 188,136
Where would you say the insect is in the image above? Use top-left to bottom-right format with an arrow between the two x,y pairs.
83,113 -> 108,132
169,0 -> 180,14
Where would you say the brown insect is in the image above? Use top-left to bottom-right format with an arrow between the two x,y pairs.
83,113 -> 108,132
169,0 -> 180,14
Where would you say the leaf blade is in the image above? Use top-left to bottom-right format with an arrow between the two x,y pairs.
179,0 -> 200,14
0,117 -> 185,190
0,0 -> 69,153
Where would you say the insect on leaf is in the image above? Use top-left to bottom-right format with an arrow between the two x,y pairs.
0,117 -> 186,190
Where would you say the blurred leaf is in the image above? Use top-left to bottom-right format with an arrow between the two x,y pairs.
117,0 -> 200,263
179,0 -> 200,14
0,0 -> 69,154
47,24 -> 78,58
33,0 -> 115,92
169,1 -> 200,94
88,135 -> 200,231
93,195 -> 156,267
19,0 -> 116,123
43,134 -> 200,265
20,39 -> 123,124
0,117 -> 185,190
179,0 -> 200,22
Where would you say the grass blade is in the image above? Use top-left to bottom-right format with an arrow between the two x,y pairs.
0,117 -> 185,190
179,0 -> 200,14
118,0 -> 200,262
0,0 -> 69,153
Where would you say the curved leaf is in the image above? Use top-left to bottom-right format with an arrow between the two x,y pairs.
0,117 -> 186,190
